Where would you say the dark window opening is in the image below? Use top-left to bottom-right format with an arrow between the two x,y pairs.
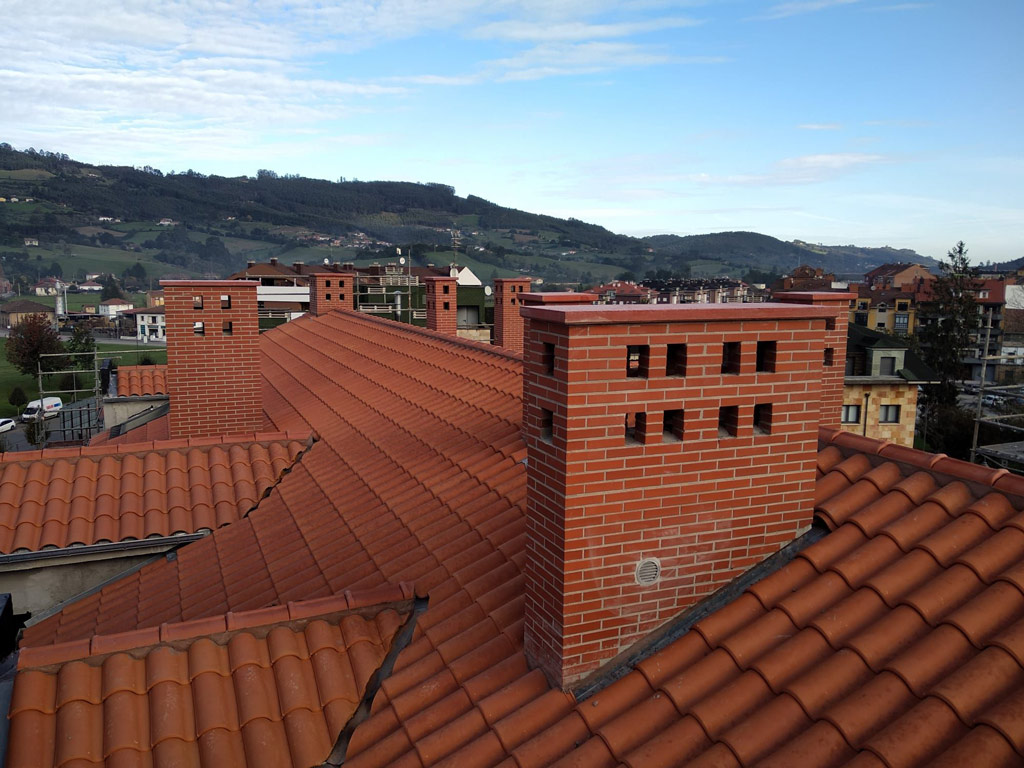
193,321 -> 205,336
443,301 -> 450,311
626,345 -> 650,378
339,279 -> 346,288
722,342 -> 741,374
825,317 -> 836,331
824,348 -> 835,367
325,280 -> 332,288
222,321 -> 233,335
339,293 -> 345,303
542,342 -> 555,375
753,403 -> 773,435
664,409 -> 684,441
666,344 -> 687,377
755,341 -> 777,373
326,294 -> 332,301
220,294 -> 231,309
443,284 -> 450,295
718,405 -> 739,438
192,296 -> 203,310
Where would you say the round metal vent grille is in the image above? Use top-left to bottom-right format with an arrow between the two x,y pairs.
635,557 -> 662,586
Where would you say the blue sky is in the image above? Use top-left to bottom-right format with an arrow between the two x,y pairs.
2,0 -> 1021,261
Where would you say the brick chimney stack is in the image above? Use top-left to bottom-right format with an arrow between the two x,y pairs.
425,276 -> 457,335
774,291 -> 856,428
492,277 -> 532,353
520,302 -> 834,689
309,272 -> 356,316
162,280 -> 261,439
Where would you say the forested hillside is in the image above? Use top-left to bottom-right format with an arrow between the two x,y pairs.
0,144 -> 933,287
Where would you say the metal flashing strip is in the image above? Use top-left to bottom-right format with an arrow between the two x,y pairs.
0,533 -> 206,568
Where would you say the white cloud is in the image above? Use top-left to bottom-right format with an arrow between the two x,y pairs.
798,122 -> 842,130
754,0 -> 860,20
688,152 -> 888,186
472,16 -> 701,42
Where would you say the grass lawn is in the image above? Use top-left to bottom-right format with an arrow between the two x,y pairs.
26,292 -> 149,312
0,337 -> 168,419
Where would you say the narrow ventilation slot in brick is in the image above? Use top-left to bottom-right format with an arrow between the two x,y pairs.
543,343 -> 555,376
718,405 -> 739,438
666,344 -> 687,377
626,345 -> 650,378
663,409 -> 684,442
540,409 -> 553,442
721,342 -> 741,374
753,403 -> 773,435
755,341 -> 777,373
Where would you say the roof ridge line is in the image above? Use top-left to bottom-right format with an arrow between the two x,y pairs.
16,582 -> 419,670
0,431 -> 314,464
317,307 -> 524,362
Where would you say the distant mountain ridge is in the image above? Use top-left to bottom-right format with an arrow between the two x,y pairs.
0,143 -> 934,283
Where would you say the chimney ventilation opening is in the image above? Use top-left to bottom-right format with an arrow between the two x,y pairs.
635,557 -> 662,586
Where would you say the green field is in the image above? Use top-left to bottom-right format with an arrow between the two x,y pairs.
0,169 -> 54,181
24,292 -> 149,313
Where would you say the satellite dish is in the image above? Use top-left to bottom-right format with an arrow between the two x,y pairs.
323,258 -> 329,266
449,266 -> 459,278
484,286 -> 492,297
399,257 -> 406,266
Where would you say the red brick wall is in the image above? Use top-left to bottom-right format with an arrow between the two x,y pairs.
162,281 -> 261,439
309,272 -> 356,315
493,278 -> 531,353
774,292 -> 856,428
520,302 -> 833,689
425,276 -> 457,335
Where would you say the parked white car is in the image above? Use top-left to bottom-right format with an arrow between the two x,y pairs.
0,418 -> 15,433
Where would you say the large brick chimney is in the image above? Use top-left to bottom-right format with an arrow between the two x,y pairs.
520,301 -> 834,689
425,276 -> 457,335
162,280 -> 261,439
492,277 -> 532,353
774,291 -> 856,428
309,272 -> 356,316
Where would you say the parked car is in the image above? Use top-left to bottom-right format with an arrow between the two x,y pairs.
0,418 -> 15,433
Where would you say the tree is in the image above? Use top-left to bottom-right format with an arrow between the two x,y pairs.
65,324 -> 96,367
919,241 -> 978,409
5,314 -> 66,376
7,386 -> 27,410
100,274 -> 125,301
49,261 -> 63,278
918,241 -> 979,455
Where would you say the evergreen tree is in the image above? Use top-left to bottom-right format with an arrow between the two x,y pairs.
7,386 -> 27,410
5,315 -> 66,376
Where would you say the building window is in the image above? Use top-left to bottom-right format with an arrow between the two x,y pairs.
841,404 -> 861,424
193,321 -> 205,336
854,313 -> 868,326
858,301 -> 869,310
894,313 -> 909,332
880,404 -> 901,423
220,294 -> 231,309
877,303 -> 887,313
876,321 -> 886,329
880,356 -> 896,375
896,301 -> 909,311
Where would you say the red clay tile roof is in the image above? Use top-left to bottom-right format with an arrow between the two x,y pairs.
8,584 -> 414,768
14,309 -> 1024,767
0,434 -> 311,553
116,364 -> 168,396
89,413 -> 171,446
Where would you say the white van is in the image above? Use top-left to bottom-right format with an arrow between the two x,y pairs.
21,397 -> 63,422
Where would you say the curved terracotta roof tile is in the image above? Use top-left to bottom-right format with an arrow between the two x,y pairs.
116,365 -> 168,397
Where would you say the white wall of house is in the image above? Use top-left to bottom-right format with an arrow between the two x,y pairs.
137,312 -> 167,340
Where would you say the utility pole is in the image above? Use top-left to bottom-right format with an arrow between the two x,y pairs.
970,307 -> 995,463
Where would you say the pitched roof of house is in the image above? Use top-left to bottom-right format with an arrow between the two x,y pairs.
0,434 -> 311,553
8,584 -> 415,768
116,364 -> 168,396
0,299 -> 54,315
847,325 -> 940,383
10,308 -> 1024,767
99,298 -> 133,306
